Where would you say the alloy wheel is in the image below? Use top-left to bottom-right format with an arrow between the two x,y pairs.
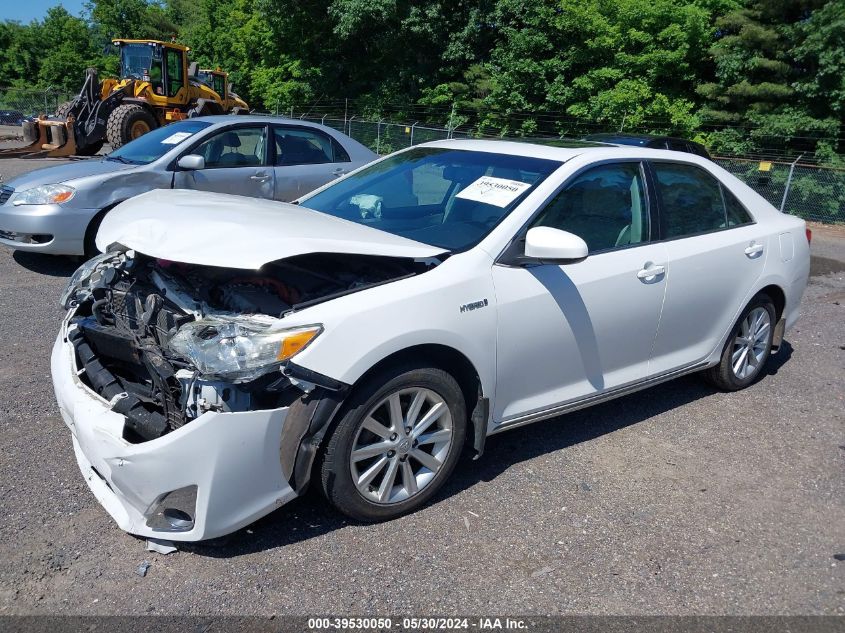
350,387 -> 453,505
731,306 -> 771,380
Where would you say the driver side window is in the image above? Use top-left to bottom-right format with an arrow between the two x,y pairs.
192,127 -> 266,168
532,162 -> 649,253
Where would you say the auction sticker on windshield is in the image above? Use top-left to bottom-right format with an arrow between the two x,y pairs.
161,132 -> 194,145
455,176 -> 531,207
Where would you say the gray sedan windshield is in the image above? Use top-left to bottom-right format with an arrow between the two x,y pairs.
107,120 -> 211,165
300,147 -> 561,251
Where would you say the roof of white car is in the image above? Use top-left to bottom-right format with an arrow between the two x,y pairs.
420,138 -> 711,165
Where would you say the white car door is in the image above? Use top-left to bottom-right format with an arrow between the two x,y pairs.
647,161 -> 767,374
492,161 -> 668,423
272,126 -> 353,202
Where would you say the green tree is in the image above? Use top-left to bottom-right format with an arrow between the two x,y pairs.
472,0 -> 726,136
37,7 -> 103,91
792,1 -> 845,119
0,20 -> 42,88
697,0 -> 840,153
87,0 -> 177,39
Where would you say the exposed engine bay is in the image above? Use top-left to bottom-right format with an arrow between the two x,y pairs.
63,249 -> 435,443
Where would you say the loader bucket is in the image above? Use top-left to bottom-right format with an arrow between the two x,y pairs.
0,116 -> 79,159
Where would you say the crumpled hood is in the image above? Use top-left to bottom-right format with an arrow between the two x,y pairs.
97,189 -> 446,269
3,158 -> 134,190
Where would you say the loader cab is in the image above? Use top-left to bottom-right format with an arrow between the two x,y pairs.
198,70 -> 228,101
114,40 -> 189,103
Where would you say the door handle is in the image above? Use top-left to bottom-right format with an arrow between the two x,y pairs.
744,242 -> 764,257
250,173 -> 270,181
637,264 -> 665,280
332,167 -> 345,174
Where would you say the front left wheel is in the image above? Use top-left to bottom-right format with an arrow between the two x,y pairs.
319,364 -> 467,522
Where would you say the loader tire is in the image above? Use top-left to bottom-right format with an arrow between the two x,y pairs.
55,101 -> 73,119
56,101 -> 104,156
75,140 -> 105,156
107,104 -> 157,149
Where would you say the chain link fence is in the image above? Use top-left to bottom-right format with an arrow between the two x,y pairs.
292,113 -> 844,225
0,88 -> 74,126
299,116 -> 470,154
713,155 -> 845,225
2,92 -> 842,224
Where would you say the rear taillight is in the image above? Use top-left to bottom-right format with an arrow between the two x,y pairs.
805,228 -> 812,245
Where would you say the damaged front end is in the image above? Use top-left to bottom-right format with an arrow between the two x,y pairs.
61,247 -> 427,441
54,247 -> 434,539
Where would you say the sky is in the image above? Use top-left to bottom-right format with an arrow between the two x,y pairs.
2,0 -> 87,23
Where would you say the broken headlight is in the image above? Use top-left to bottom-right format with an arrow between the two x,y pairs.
60,251 -> 120,309
167,318 -> 322,382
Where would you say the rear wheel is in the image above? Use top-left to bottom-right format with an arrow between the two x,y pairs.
320,364 -> 466,522
703,293 -> 776,391
106,104 -> 157,149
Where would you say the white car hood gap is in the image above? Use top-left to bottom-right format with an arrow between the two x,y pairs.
96,189 -> 445,269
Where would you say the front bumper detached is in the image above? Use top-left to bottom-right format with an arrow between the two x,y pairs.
50,327 -> 299,541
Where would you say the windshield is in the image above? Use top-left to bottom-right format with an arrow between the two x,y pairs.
120,43 -> 157,80
107,120 -> 211,165
300,147 -> 561,251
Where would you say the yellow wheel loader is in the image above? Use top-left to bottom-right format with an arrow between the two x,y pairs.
0,39 -> 248,159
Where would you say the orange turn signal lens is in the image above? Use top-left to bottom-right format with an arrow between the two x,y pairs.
276,328 -> 321,361
51,190 -> 75,204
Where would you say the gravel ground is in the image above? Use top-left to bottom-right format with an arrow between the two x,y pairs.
0,157 -> 843,616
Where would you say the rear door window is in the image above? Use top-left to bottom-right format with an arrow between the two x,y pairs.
652,162 -> 729,238
723,185 -> 754,226
274,127 -> 337,165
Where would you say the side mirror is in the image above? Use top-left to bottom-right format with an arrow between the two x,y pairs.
524,227 -> 588,262
177,154 -> 205,170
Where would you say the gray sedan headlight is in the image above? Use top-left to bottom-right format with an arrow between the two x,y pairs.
168,318 -> 322,382
10,184 -> 76,206
60,252 -> 118,309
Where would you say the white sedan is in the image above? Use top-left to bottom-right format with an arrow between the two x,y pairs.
52,139 -> 810,540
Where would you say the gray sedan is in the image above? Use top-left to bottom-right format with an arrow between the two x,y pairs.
0,116 -> 376,256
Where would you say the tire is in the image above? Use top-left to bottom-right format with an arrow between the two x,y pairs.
703,293 -> 776,391
55,101 -> 105,156
82,208 -> 110,258
106,104 -> 157,149
319,363 -> 467,522
55,101 -> 73,119
75,140 -> 105,156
